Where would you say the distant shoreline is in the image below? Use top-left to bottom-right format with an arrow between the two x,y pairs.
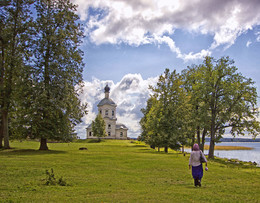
205,138 -> 260,142
204,145 -> 253,150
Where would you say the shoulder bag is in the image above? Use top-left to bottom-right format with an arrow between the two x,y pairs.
200,151 -> 206,163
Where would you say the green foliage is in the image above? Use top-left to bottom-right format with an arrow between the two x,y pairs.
140,69 -> 192,151
27,0 -> 86,143
45,168 -> 56,185
0,0 -> 34,148
92,114 -> 107,141
182,56 -> 260,158
142,57 -> 259,158
45,168 -> 67,186
1,0 -> 87,149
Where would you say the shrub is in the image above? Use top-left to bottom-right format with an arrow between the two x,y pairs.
45,168 -> 67,186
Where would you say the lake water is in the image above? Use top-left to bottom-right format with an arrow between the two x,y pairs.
186,142 -> 260,166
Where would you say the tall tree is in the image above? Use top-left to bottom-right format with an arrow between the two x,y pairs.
201,57 -> 259,159
141,97 -> 164,151
182,65 -> 210,151
25,0 -> 86,150
92,114 -> 107,142
141,69 -> 192,152
140,96 -> 159,149
0,0 -> 33,148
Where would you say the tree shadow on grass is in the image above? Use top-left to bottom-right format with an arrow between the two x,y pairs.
128,145 -> 148,148
0,148 -> 67,156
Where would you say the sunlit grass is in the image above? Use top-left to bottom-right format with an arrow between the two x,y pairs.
0,140 -> 259,202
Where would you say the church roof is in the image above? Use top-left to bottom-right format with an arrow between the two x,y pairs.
116,123 -> 128,130
97,98 -> 116,106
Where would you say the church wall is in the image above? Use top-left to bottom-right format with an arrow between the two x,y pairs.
86,128 -> 127,140
98,105 -> 117,120
115,129 -> 127,139
103,117 -> 116,138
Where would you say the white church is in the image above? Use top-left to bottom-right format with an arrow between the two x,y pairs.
86,85 -> 128,140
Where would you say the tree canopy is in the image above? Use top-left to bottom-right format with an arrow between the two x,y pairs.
140,57 -> 260,158
140,69 -> 192,152
0,0 -> 87,150
195,56 -> 259,158
0,0 -> 33,148
92,114 -> 107,141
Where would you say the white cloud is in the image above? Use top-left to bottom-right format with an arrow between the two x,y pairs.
73,0 -> 260,60
76,74 -> 158,138
246,40 -> 252,47
256,31 -> 260,42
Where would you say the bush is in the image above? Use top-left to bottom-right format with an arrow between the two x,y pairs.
45,168 -> 67,186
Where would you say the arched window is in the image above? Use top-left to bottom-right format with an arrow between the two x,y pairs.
89,132 -> 92,136
112,110 -> 114,116
108,124 -> 111,129
105,110 -> 108,116
120,132 -> 123,137
108,132 -> 111,136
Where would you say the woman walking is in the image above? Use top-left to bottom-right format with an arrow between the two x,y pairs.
189,143 -> 207,187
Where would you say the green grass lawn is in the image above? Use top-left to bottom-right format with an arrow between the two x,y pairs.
0,140 -> 259,202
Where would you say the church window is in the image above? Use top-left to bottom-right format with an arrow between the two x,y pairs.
108,124 -> 111,129
108,132 -> 111,136
120,132 -> 123,137
89,132 -> 92,136
100,110 -> 102,114
105,110 -> 108,116
112,110 -> 114,116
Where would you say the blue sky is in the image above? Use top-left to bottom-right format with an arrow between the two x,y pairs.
73,0 -> 260,138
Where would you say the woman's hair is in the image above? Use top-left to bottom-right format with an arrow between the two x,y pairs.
193,143 -> 200,151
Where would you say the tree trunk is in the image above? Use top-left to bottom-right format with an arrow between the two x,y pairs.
2,110 -> 10,149
208,122 -> 215,159
0,116 -> 3,148
158,147 -> 160,152
197,126 -> 200,145
0,37 -> 4,149
0,125 -> 3,148
208,104 -> 216,159
164,146 -> 168,153
39,138 -> 48,150
150,145 -> 155,149
201,128 -> 207,152
208,138 -> 215,159
191,132 -> 195,150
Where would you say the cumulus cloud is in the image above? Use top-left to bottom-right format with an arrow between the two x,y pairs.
72,0 -> 260,60
75,74 -> 158,138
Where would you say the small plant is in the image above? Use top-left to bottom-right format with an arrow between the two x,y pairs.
45,168 -> 56,185
45,168 -> 67,186
58,177 -> 67,186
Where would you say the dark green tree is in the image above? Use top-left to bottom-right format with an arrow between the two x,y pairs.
141,69 -> 192,152
22,0 -> 87,150
0,0 -> 33,148
141,97 -> 164,151
92,114 -> 107,142
182,65 -> 210,151
197,56 -> 259,159
140,97 -> 155,140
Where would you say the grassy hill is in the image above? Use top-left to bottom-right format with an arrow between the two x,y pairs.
0,140 -> 259,202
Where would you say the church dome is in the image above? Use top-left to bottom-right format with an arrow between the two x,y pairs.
97,98 -> 116,106
104,84 -> 110,93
